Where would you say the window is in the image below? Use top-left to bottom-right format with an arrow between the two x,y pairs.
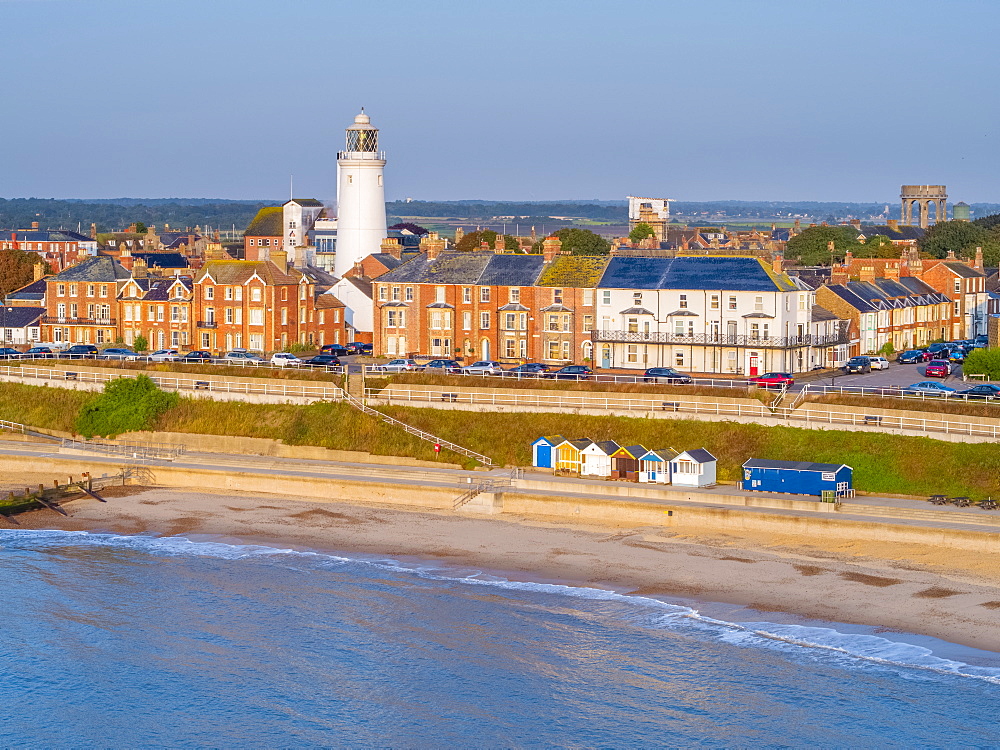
57,284 -> 65,297
728,296 -> 737,310
463,287 -> 472,304
96,329 -> 105,344
519,313 -> 527,330
387,310 -> 398,327
583,289 -> 594,306
463,312 -> 472,330
553,289 -> 563,304
87,284 -> 95,297
225,287 -> 233,300
281,288 -> 288,302
675,350 -> 685,367
675,460 -> 699,475
172,306 -> 180,322
480,287 -> 490,303
954,278 -> 962,294
249,334 -> 264,351
299,307 -> 306,324
249,309 -> 264,326
509,288 -> 520,303
157,305 -> 164,322
602,290 -> 611,305
954,301 -> 961,316
626,344 -> 638,363
205,286 -> 214,300
69,284 -> 77,296
225,308 -> 234,324
124,306 -> 133,322
754,296 -> 764,312
562,315 -> 571,332
480,311 -> 490,329
205,307 -> 215,324
398,310 -> 405,327
183,307 -> 189,323
520,339 -> 528,358
147,305 -> 155,321
435,286 -> 446,303
627,317 -> 638,333
379,286 -> 387,301
251,287 -> 262,302
505,339 -> 516,358
751,322 -> 760,339
100,285 -> 108,298
562,341 -> 570,360
798,294 -> 807,311
548,340 -> 561,360
392,286 -> 400,301
548,314 -> 560,332
57,303 -> 66,318
679,294 -> 688,309
711,294 -> 719,310
281,308 -> 288,325
235,286 -> 242,301
405,286 -> 413,302
300,285 -> 307,301
505,313 -> 516,330
633,292 -> 642,305
583,315 -> 593,332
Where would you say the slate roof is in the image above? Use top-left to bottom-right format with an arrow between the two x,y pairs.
49,256 -> 130,282
682,448 -> 716,463
811,304 -> 839,322
6,229 -> 93,243
943,261 -> 983,278
613,444 -> 647,458
0,306 -> 43,327
743,458 -> 847,472
825,277 -> 949,312
536,255 -> 610,288
377,251 -> 543,287
591,440 -> 620,455
368,253 -> 404,271
132,252 -> 189,269
5,278 -> 47,302
479,254 -> 546,287
286,198 -> 325,208
598,256 -> 797,292
245,206 -> 284,236
640,448 -> 677,461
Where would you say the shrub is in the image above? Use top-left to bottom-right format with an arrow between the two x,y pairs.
283,342 -> 313,354
133,335 -> 149,353
74,375 -> 179,438
962,348 -> 1000,380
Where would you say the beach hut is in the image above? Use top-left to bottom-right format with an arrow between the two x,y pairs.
532,435 -> 565,469
638,449 -> 677,484
741,459 -> 853,498
580,440 -> 620,478
610,444 -> 646,482
553,438 -> 592,475
670,449 -> 717,488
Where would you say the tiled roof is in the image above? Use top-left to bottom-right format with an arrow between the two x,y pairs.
0,306 -> 43,327
314,293 -> 344,309
50,256 -> 130,282
285,198 -> 324,208
369,253 -> 404,270
244,206 -> 283,237
599,256 -> 797,292
536,255 -> 610,288
827,277 -> 950,313
684,448 -> 716,463
943,261 -> 983,278
196,260 -> 301,285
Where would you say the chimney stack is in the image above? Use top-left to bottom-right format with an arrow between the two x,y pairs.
421,232 -> 446,260
132,257 -> 147,278
974,246 -> 984,271
542,235 -> 562,263
454,227 -> 465,244
494,234 -> 505,253
380,237 -> 402,260
31,221 -> 39,230
771,254 -> 784,275
887,219 -> 899,230
946,248 -> 957,260
271,249 -> 288,274
850,218 -> 861,229
90,222 -> 97,239
33,263 -> 45,282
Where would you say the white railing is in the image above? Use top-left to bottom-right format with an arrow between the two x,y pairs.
343,391 -> 493,466
798,382 -> 1000,405
14,355 -> 345,375
0,365 -> 344,401
0,419 -> 26,434
60,438 -> 186,460
788,408 -> 1000,438
366,387 -> 774,418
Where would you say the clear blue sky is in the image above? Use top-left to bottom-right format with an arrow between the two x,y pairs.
2,0 -> 998,203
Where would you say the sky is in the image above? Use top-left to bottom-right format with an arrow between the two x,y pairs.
1,0 -> 998,203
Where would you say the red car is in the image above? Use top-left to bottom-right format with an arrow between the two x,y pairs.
748,372 -> 794,388
924,359 -> 952,378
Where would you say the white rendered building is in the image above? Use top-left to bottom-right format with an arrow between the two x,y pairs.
334,110 -> 387,279
283,199 -> 325,268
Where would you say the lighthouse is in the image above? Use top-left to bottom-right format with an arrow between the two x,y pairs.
334,110 -> 387,278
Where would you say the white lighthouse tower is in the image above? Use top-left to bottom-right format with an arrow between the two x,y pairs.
334,110 -> 387,278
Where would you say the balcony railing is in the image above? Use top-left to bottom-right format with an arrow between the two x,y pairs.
42,316 -> 117,326
591,329 -> 850,348
196,320 -> 218,328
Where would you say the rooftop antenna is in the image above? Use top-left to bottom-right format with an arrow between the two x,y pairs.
290,175 -> 294,201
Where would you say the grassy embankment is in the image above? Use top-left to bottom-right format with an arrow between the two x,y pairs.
809,394 -> 1000,420
1,381 -> 998,499
8,359 -> 344,384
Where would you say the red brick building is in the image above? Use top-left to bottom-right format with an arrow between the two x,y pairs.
42,256 -> 131,346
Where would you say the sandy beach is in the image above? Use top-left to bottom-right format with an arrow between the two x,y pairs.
8,481 -> 1000,654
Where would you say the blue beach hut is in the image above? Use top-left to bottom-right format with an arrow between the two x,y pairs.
638,449 -> 677,484
741,459 -> 853,498
532,435 -> 565,469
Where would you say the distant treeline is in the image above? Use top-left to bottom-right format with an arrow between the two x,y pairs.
388,201 -> 627,221
0,198 -> 274,232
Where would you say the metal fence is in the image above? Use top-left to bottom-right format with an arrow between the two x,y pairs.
60,438 -> 187,461
0,365 -> 344,401
0,419 -> 26,434
787,408 -> 1000,438
797,382 -> 1000,406
11,355 -> 345,375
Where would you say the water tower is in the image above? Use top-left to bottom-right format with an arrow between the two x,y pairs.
900,185 -> 947,228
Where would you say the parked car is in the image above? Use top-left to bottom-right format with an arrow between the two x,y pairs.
461,360 -> 504,376
179,350 -> 213,362
21,346 -> 55,359
903,381 -> 957,397
346,342 -> 373,355
148,348 -> 180,361
974,335 -> 988,346
897,350 -> 933,364
927,342 -> 951,354
924,359 -> 952,377
948,350 -> 966,363
423,359 -> 463,374
643,367 -> 693,384
372,358 -> 419,373
955,384 -> 1000,401
222,350 -> 265,363
843,356 -> 871,374
867,356 -> 890,371
504,363 -> 551,378
545,365 -> 594,380
62,344 -> 99,359
301,354 -> 341,368
99,347 -> 141,360
0,347 -> 19,360
748,372 -> 794,388
321,344 -> 349,357
270,352 -> 303,367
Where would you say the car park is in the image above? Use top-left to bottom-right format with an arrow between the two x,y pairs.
270,352 -> 303,367
21,346 -> 55,359
301,354 -> 341,368
843,356 -> 871,374
955,384 -> 1000,401
924,359 -> 952,377
99,347 -> 141,360
62,344 -> 99,359
643,367 -> 693,384
903,381 -> 957,397
0,347 -> 19,360
504,363 -> 550,378
179,350 -> 214,362
423,359 -> 463,374
222,350 -> 265,363
321,344 -> 349,357
748,372 -> 794,388
544,365 -> 593,380
867,356 -> 889,371
373,358 -> 419,373
461,360 -> 504,376
148,349 -> 180,361
897,350 -> 926,364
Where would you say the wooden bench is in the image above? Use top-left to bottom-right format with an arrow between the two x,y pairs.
440,393 -> 458,402
194,381 -> 210,390
660,401 -> 679,412
862,415 -> 882,426
64,371 -> 77,381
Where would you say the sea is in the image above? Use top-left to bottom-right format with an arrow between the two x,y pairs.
3,529 -> 1000,748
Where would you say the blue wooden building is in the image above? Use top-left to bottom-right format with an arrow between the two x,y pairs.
531,435 -> 566,469
741,459 -> 853,498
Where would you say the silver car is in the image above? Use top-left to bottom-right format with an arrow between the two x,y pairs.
461,360 -> 504,375
373,358 -> 419,373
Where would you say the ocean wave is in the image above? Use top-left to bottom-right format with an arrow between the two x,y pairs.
6,528 -> 1000,684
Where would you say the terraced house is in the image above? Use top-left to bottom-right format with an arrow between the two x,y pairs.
118,275 -> 193,351
42,256 -> 130,346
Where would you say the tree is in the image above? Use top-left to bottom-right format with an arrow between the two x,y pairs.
785,225 -> 861,265
133,335 -> 149,353
133,222 -> 148,234
455,230 -> 519,253
387,222 -> 428,235
0,249 -> 49,297
854,234 -> 898,259
918,220 -> 998,262
551,227 -> 611,256
74,375 -> 179,439
628,222 -> 656,242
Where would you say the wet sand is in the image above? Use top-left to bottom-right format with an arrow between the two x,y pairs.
9,485 -> 1000,653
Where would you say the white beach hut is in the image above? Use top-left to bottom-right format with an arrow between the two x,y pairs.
638,449 -> 676,484
670,449 -> 717,488
580,440 -> 619,478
